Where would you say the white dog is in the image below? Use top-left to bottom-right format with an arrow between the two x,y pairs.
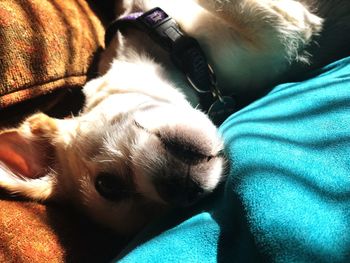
0,0 -> 349,235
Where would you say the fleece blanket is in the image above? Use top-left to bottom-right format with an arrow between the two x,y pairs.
115,56 -> 350,262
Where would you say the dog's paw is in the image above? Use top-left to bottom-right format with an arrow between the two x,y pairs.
25,113 -> 58,137
269,0 -> 323,42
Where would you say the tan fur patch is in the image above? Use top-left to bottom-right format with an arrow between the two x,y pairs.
27,113 -> 58,136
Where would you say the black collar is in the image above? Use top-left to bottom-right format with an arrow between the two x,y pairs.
105,7 -> 236,125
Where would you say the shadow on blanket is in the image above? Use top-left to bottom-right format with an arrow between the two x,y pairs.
115,56 -> 350,263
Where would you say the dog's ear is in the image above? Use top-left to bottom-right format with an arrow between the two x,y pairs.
0,114 -> 57,201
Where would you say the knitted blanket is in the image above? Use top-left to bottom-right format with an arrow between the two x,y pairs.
0,0 -> 104,109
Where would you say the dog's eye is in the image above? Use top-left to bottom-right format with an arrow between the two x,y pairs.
95,173 -> 130,201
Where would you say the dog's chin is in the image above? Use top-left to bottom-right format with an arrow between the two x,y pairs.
130,104 -> 225,207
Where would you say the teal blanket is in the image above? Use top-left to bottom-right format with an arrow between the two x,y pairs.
116,56 -> 350,262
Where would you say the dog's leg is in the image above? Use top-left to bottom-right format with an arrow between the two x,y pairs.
144,0 -> 323,94
190,0 -> 323,57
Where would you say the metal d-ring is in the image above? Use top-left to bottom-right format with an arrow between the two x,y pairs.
186,74 -> 210,94
185,63 -> 217,95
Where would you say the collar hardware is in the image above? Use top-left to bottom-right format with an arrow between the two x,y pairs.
105,7 -> 236,125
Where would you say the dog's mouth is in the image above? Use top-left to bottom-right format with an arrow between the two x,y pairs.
153,171 -> 206,207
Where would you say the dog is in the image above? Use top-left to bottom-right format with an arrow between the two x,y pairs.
0,0 -> 349,236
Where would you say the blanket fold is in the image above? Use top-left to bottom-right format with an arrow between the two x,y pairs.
116,56 -> 350,263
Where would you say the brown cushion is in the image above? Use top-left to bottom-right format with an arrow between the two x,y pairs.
0,0 -> 104,109
0,195 -> 126,262
0,1 -> 126,261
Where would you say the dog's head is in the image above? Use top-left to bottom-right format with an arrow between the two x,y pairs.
0,88 -> 225,235
0,3 -> 226,232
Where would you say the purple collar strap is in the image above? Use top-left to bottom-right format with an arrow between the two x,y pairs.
104,7 -> 236,125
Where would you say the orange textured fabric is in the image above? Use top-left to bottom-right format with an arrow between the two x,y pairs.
0,201 -> 65,262
0,0 -> 104,108
0,1 -> 126,261
0,196 -> 126,262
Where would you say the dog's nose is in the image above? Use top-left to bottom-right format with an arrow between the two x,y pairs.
134,105 -> 222,160
152,125 -> 221,206
133,106 -> 224,205
156,125 -> 214,164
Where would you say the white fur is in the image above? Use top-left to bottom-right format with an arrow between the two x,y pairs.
0,165 -> 55,200
1,0 -> 348,236
102,0 -> 323,97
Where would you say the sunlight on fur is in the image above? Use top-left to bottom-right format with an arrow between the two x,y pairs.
1,0 -> 349,236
